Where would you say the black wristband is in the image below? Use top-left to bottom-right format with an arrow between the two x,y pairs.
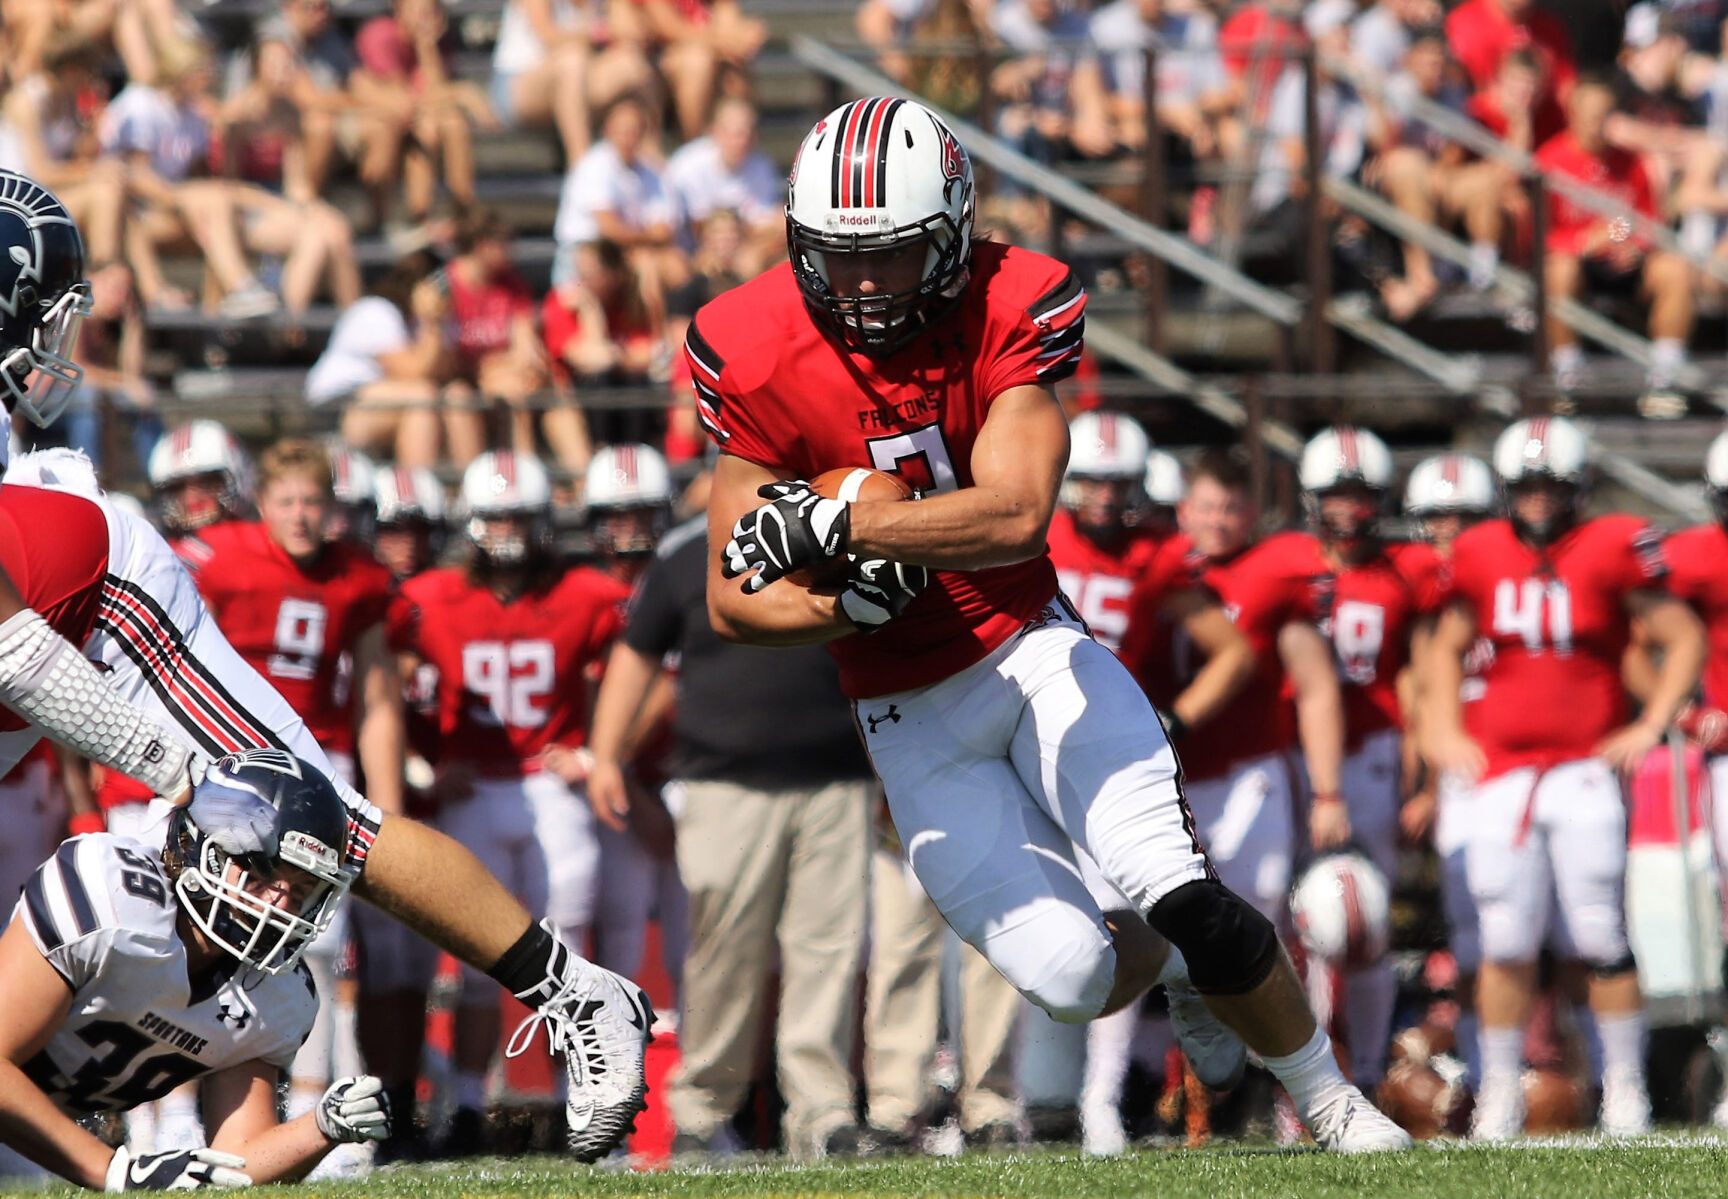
1160,710 -> 1188,743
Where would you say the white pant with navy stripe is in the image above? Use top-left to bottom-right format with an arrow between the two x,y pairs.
858,600 -> 1209,1024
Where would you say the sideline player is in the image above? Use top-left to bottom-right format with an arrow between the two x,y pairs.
1048,411 -> 1160,653
146,421 -> 254,553
0,750 -> 391,1189
694,98 -> 1407,1151
389,449 -> 629,1153
1290,427 -> 1443,1094
1423,416 -> 1705,1139
181,440 -> 403,1149
0,171 -> 649,1161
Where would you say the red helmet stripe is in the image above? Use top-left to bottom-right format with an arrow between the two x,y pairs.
497,450 -> 516,489
1528,417 -> 1550,464
860,98 -> 890,208
836,99 -> 874,209
1338,426 -> 1359,474
1099,413 -> 1118,454
1442,454 -> 1460,487
1340,865 -> 1367,966
618,444 -> 637,484
393,465 -> 413,504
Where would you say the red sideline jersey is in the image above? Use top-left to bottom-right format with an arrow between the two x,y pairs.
1443,515 -> 1665,779
687,242 -> 1084,699
386,565 -> 628,773
1661,523 -> 1728,711
1122,530 -> 1330,782
1295,537 -> 1444,747
181,523 -> 393,756
1046,510 -> 1176,653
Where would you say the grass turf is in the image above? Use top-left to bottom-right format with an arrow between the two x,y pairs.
30,1139 -> 1728,1198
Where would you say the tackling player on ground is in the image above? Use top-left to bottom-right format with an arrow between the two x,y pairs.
0,170 -> 650,1163
693,97 -> 1408,1152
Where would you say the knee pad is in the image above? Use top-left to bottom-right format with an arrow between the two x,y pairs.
1589,951 -> 1638,981
1147,878 -> 1280,996
1564,904 -> 1629,972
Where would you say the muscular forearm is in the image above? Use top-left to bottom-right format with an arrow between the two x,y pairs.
214,1115 -> 329,1186
710,577 -> 854,646
846,489 -> 1051,571
0,1060 -> 112,1189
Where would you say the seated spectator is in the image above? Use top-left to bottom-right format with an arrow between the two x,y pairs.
544,237 -> 662,448
1348,0 -> 1442,81
1366,31 -> 1507,315
1445,0 -> 1574,142
608,0 -> 766,138
490,0 -> 653,166
989,0 -> 1116,165
555,95 -> 687,307
102,36 -> 360,319
0,30 -> 125,268
444,208 -> 571,461
1537,75 -> 1694,411
1089,0 -> 1230,170
353,0 -> 497,224
664,97 -> 781,274
1464,46 -> 1547,150
1608,6 -> 1711,199
1,0 -> 178,85
307,251 -> 485,471
54,262 -> 158,474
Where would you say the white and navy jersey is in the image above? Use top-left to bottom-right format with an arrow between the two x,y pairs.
0,454 -> 383,873
13,834 -> 317,1116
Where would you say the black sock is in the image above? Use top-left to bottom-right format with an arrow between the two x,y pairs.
384,1082 -> 417,1132
486,919 -> 570,1004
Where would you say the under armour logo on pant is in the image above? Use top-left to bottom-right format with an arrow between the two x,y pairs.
866,705 -> 901,734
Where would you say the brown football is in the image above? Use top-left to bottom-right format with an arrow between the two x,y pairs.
1522,1067 -> 1587,1134
788,468 -> 916,589
1377,1061 -> 1463,1140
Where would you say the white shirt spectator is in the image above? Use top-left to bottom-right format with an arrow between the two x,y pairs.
991,1 -> 1096,110
665,135 -> 782,231
305,296 -> 411,404
99,83 -> 208,182
1253,67 -> 1356,215
494,0 -> 596,75
1089,0 -> 1222,106
555,140 -> 677,246
1349,3 -> 1413,80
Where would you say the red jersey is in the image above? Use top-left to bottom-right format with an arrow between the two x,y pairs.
687,241 -> 1085,699
448,267 -> 534,362
1046,510 -> 1169,653
1534,131 -> 1658,256
1296,538 -> 1443,747
1661,523 -> 1728,710
1443,515 -> 1665,778
1122,531 -> 1329,782
387,565 -> 627,773
183,522 -> 393,756
1445,0 -> 1574,94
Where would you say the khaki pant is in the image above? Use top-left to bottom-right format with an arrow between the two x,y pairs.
865,847 -> 1020,1134
669,778 -> 870,1151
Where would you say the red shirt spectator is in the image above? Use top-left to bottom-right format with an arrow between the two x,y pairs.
1534,127 -> 1657,255
541,289 -> 657,372
1218,3 -> 1303,102
448,265 -> 534,361
1446,0 -> 1574,91
356,4 -> 452,92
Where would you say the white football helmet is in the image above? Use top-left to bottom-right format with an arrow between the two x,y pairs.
786,97 -> 975,355
1493,415 -> 1589,544
1404,452 -> 1495,516
1144,448 -> 1184,508
1290,851 -> 1392,970
585,443 -> 673,557
1299,426 -> 1394,493
1704,429 -> 1728,523
1062,411 -> 1149,534
1301,426 -> 1393,547
374,463 -> 446,527
147,420 -> 252,533
461,449 -> 553,565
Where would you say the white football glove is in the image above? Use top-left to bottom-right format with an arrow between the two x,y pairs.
722,482 -> 850,593
315,1075 -> 393,1144
839,558 -> 930,632
104,1146 -> 251,1191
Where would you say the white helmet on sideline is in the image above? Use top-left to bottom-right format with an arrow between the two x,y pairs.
461,449 -> 553,565
1300,426 -> 1393,548
1404,452 -> 1495,517
1144,448 -> 1184,508
147,421 -> 252,533
374,463 -> 446,527
585,443 -> 674,557
1062,411 -> 1149,536
1492,416 -> 1590,545
1290,851 -> 1392,970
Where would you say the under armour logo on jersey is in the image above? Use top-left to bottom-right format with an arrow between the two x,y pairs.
866,705 -> 901,734
217,1001 -> 250,1030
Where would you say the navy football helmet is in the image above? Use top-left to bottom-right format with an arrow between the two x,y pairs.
0,171 -> 91,427
162,749 -> 355,975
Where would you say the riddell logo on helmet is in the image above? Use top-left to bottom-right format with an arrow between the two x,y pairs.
833,213 -> 891,230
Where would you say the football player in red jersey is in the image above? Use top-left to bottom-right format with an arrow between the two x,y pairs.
0,171 -> 651,1164
388,449 -> 630,1154
180,439 -> 403,1159
1423,416 -> 1705,1140
694,98 -> 1407,1152
145,420 -> 253,564
1047,411 -> 1160,653
1291,427 -> 1445,1095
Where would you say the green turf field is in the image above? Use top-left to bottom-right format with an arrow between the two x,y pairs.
36,1139 -> 1723,1199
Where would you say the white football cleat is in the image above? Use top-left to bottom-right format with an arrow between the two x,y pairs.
506,934 -> 654,1163
1165,983 -> 1247,1090
1306,1088 -> 1413,1154
1598,1068 -> 1652,1138
1469,1072 -> 1525,1142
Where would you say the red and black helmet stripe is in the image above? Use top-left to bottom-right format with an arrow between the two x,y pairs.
829,97 -> 905,209
1337,426 -> 1360,474
1441,454 -> 1460,487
